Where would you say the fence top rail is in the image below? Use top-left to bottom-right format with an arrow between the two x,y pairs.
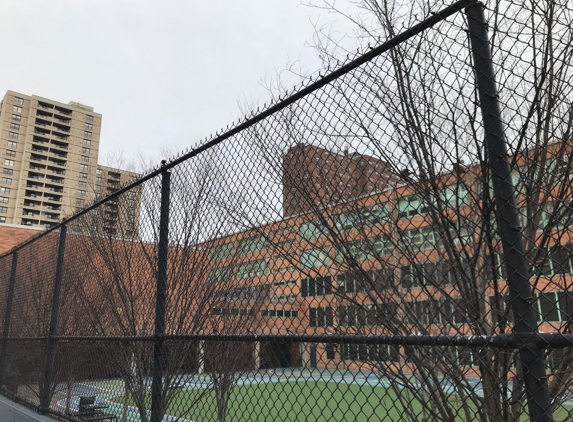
5,331 -> 572,349
0,0 -> 475,260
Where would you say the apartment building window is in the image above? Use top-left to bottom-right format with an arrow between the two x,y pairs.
96,168 -> 102,175
209,242 -> 235,261
128,191 -> 136,198
300,247 -> 331,269
1,178 -> 11,185
0,187 -> 10,194
95,176 -> 102,183
4,160 -> 14,166
82,147 -> 90,154
530,244 -> 573,277
130,176 -> 137,183
397,195 -> 429,218
8,132 -> 18,139
76,198 -> 85,206
83,131 -> 92,137
127,207 -> 135,214
81,155 -> 89,162
77,190 -> 86,196
0,207 -> 7,214
10,123 -> 19,130
335,203 -> 389,232
309,306 -> 333,327
94,184 -> 101,191
0,197 -> 8,204
14,97 -> 23,105
0,217 -> 5,223
7,141 -> 17,148
95,193 -> 101,199
6,150 -> 16,157
533,291 -> 573,323
83,139 -> 91,146
3,169 -> 13,175
79,172 -> 87,179
78,181 -> 87,188
84,123 -> 93,129
11,114 -> 21,121
80,164 -> 89,171
86,115 -> 94,122
236,259 -> 270,279
13,106 -> 22,113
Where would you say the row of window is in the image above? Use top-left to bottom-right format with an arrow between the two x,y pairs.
261,309 -> 298,318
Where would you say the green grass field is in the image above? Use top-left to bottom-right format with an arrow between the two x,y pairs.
108,379 -> 572,421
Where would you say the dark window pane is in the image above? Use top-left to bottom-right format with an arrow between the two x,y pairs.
539,292 -> 559,322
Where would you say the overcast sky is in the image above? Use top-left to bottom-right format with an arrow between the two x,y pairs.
0,1 -> 358,167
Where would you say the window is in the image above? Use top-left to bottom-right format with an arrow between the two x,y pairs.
261,308 -> 297,318
210,243 -> 234,260
80,164 -> 89,171
78,181 -> 87,188
83,131 -> 92,137
0,217 -> 5,223
300,220 -> 325,240
397,195 -> 429,218
14,97 -> 23,105
531,244 -> 573,277
301,276 -> 332,297
11,114 -> 21,121
3,169 -> 13,175
7,141 -> 17,148
84,123 -> 93,129
82,147 -> 90,154
8,132 -> 18,139
4,160 -> 14,167
96,168 -> 102,174
0,207 -> 7,214
309,306 -> 333,327
83,139 -> 91,146
79,172 -> 87,179
95,185 -> 101,191
86,115 -> 94,122
76,198 -> 85,206
1,178 -> 11,185
208,265 -> 234,283
10,123 -> 19,130
237,235 -> 268,255
0,197 -> 8,204
0,187 -> 10,194
95,176 -> 102,183
130,176 -> 137,183
236,259 -> 270,279
13,106 -> 22,113
5,150 -> 16,157
335,203 -> 389,231
300,247 -> 331,269
81,155 -> 89,162
77,189 -> 86,196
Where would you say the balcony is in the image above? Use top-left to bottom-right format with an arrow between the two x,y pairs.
51,142 -> 68,150
53,125 -> 70,133
55,107 -> 72,116
34,129 -> 49,136
47,187 -> 63,193
50,169 -> 66,175
49,178 -> 64,184
25,193 -> 38,198
48,158 -> 66,167
31,147 -> 48,154
53,134 -> 69,141
56,118 -> 71,124
22,211 -> 35,217
51,151 -> 68,159
45,196 -> 62,203
38,103 -> 53,110
33,136 -> 47,144
21,220 -> 34,226
30,155 -> 46,162
44,214 -> 60,220
26,183 -> 39,189
45,205 -> 61,211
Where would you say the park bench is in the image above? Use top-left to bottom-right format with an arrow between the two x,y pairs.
77,396 -> 117,421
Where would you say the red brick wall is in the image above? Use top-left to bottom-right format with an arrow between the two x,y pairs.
0,225 -> 42,256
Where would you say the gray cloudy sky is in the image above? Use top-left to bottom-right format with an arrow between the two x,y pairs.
0,1 -> 357,166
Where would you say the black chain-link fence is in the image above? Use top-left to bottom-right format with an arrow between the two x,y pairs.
1,0 -> 573,420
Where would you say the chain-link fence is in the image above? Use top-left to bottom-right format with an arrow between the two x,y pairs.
1,0 -> 573,420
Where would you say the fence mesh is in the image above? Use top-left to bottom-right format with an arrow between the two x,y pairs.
1,0 -> 573,420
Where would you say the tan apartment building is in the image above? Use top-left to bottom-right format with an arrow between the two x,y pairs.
0,90 -> 140,235
93,165 -> 142,238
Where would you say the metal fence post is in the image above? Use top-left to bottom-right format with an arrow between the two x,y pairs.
0,252 -> 18,391
150,161 -> 171,422
465,3 -> 554,421
40,224 -> 67,414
